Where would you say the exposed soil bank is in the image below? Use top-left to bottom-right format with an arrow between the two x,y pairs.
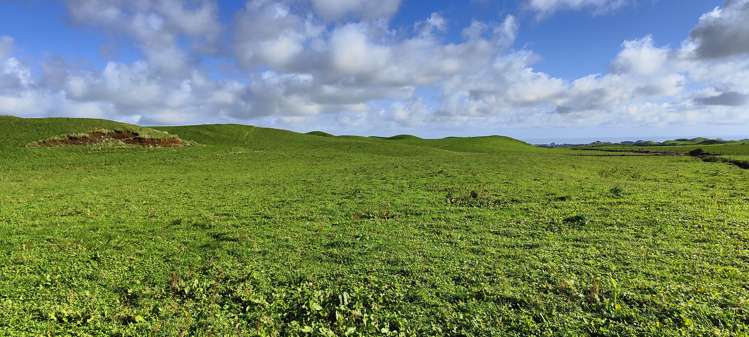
30,129 -> 185,148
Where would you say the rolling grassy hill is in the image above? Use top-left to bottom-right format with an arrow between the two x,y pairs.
1,117 -> 748,336
0,116 -> 133,148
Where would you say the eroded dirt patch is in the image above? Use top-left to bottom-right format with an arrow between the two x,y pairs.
29,128 -> 185,148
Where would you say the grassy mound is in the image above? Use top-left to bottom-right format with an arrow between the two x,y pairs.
155,124 -> 538,158
386,135 -> 542,153
306,131 -> 334,137
28,127 -> 185,148
386,134 -> 422,140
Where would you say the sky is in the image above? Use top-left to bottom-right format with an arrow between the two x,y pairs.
0,0 -> 748,143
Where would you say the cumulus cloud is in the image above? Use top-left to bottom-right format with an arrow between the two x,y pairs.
383,99 -> 430,127
0,37 -> 30,94
329,24 -> 392,76
552,35 -> 686,118
234,1 -> 324,70
0,36 -> 246,124
0,57 -> 33,93
612,36 -> 670,76
310,0 -> 401,21
66,0 -> 221,74
0,36 -> 13,59
687,0 -> 749,59
525,0 -> 629,17
415,13 -> 447,36
230,1 -> 550,123
1,0 -> 748,133
67,62 -> 251,123
694,90 -> 747,106
0,54 -> 117,120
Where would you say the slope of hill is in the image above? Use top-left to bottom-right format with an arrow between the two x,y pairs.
0,116 -> 544,156
0,116 -> 133,148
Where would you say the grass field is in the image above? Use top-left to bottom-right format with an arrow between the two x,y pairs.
1,116 -> 748,336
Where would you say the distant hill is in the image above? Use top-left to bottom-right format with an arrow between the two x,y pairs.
567,135 -> 749,169
383,134 -> 541,153
306,131 -> 334,137
0,116 -> 540,157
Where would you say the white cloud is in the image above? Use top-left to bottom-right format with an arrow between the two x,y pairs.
66,0 -> 221,74
329,24 -> 391,76
0,36 -> 13,59
67,0 -> 220,41
310,0 -> 401,21
0,43 -> 249,124
525,0 -> 629,17
612,36 -> 670,76
0,58 -> 33,93
232,5 -> 539,122
694,90 -> 748,106
382,99 -> 430,127
686,0 -> 749,59
234,1 -> 324,70
156,0 -> 221,39
416,13 -> 447,37
0,0 -> 747,134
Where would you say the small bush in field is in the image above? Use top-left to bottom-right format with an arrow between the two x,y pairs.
610,186 -> 625,198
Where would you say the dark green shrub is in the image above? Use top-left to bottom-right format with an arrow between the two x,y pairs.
609,186 -> 625,198
563,214 -> 589,227
688,148 -> 706,157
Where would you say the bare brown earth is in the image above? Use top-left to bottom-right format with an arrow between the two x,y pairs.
30,129 -> 184,147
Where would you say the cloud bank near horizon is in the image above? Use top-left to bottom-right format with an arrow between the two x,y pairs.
0,0 -> 748,137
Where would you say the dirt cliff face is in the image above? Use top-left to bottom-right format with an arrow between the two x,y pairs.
31,129 -> 185,147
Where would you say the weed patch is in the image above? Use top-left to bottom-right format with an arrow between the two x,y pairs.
609,186 -> 625,198
445,189 -> 507,208
563,214 -> 590,228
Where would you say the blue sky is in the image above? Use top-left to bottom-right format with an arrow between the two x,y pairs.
0,1 -> 721,78
0,0 -> 747,142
